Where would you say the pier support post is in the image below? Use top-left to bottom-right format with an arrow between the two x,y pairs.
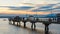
43,23 -> 50,34
19,22 -> 21,26
45,24 -> 49,34
17,22 -> 18,26
43,18 -> 51,34
31,21 -> 36,30
24,21 -> 26,28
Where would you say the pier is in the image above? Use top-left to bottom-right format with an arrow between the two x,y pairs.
8,14 -> 60,34
7,13 -> 60,34
0,18 -> 60,34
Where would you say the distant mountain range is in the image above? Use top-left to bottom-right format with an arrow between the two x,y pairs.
0,13 -> 56,18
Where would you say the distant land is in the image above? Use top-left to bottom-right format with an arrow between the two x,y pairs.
0,14 -> 56,18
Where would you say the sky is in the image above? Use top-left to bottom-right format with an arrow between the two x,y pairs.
0,0 -> 60,15
0,0 -> 60,6
0,7 -> 51,15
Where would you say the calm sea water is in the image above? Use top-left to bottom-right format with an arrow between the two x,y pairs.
0,18 -> 60,34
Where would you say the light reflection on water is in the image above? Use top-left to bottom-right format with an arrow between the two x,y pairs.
0,18 -> 60,34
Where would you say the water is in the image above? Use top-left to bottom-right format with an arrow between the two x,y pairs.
0,18 -> 60,34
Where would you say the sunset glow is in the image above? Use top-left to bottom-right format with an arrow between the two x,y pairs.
0,7 -> 51,15
0,0 -> 60,15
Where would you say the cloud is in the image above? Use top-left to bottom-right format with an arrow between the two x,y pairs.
9,6 -> 34,10
0,3 -> 60,16
32,4 -> 54,12
32,3 -> 60,12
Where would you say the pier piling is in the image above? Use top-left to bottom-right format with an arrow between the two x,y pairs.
45,24 -> 49,34
24,22 -> 26,28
